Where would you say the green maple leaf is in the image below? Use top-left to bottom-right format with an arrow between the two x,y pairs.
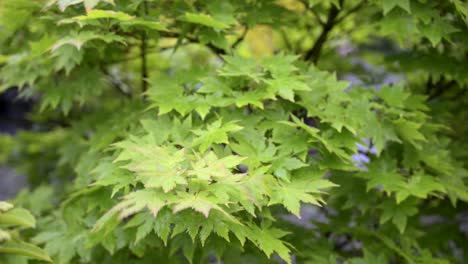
393,119 -> 426,149
90,159 -> 133,197
146,78 -> 187,115
379,10 -> 418,44
153,210 -> 172,245
231,88 -> 275,109
378,85 -> 410,108
381,0 -> 411,15
172,192 -> 236,222
53,0 -> 115,12
396,175 -> 445,203
419,18 -> 459,46
236,166 -> 277,211
230,131 -> 277,168
379,199 -> 418,233
114,137 -> 188,192
0,240 -> 52,263
126,213 -> 156,243
110,190 -> 170,219
197,217 -> 231,245
269,169 -> 336,217
51,45 -> 83,74
168,210 -> 233,245
247,224 -> 292,264
362,157 -> 405,194
32,225 -> 78,263
261,54 -> 299,78
0,208 -> 36,228
271,156 -> 308,180
192,119 -> 243,152
71,9 -> 134,21
188,151 -> 245,181
28,35 -> 57,59
265,77 -> 310,102
180,12 -> 232,30
37,67 -> 106,114
218,55 -> 264,82
51,31 -> 125,51
120,19 -> 167,31
362,116 -> 400,155
197,76 -> 233,95
272,127 -> 310,156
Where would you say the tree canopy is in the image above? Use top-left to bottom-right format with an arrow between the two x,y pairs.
0,0 -> 467,263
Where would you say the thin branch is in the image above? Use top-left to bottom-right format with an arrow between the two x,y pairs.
425,75 -> 434,95
232,26 -> 248,49
140,1 -> 149,93
426,76 -> 458,101
299,0 -> 325,25
450,87 -> 467,100
310,8 -> 325,26
99,66 -> 132,98
280,27 -> 294,51
304,0 -> 344,63
335,0 -> 366,24
161,31 -> 227,59
105,44 -> 187,65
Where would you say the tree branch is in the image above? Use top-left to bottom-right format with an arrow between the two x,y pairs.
304,0 -> 344,63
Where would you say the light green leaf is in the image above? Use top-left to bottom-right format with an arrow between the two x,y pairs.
192,120 -> 243,152
172,192 -> 235,221
396,175 -> 445,203
269,169 -> 336,217
51,31 -> 125,51
379,199 -> 418,233
180,12 -> 231,30
70,9 -> 134,21
0,240 -> 52,262
0,208 -> 36,228
381,0 -> 411,15
0,202 -> 13,212
111,190 -> 169,219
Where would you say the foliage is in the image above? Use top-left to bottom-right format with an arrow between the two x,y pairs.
0,201 -> 52,263
0,0 -> 467,263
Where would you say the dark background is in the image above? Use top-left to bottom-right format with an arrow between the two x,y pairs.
0,88 -> 31,200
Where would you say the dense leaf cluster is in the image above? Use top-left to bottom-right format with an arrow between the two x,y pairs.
0,0 -> 467,263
